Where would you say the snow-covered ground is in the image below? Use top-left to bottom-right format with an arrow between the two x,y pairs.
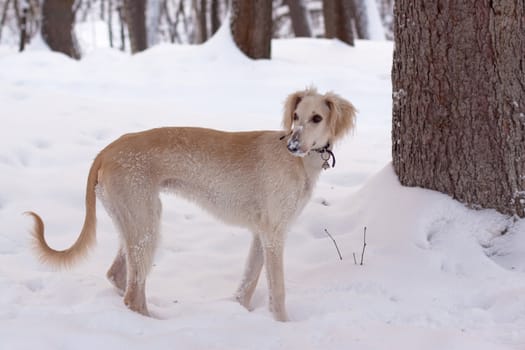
1,25 -> 524,350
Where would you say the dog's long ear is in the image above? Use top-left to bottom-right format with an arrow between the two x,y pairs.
282,91 -> 305,131
324,92 -> 357,143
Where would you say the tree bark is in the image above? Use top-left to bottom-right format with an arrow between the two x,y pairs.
41,0 -> 80,59
192,0 -> 208,43
230,0 -> 272,59
210,0 -> 221,36
19,6 -> 28,51
392,1 -> 525,218
117,4 -> 126,51
285,0 -> 312,37
122,0 -> 147,53
322,0 -> 354,46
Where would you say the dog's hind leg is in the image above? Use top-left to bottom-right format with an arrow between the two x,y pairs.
107,247 -> 127,294
123,245 -> 152,316
99,191 -> 129,295
104,182 -> 162,316
121,194 -> 162,316
236,234 -> 264,310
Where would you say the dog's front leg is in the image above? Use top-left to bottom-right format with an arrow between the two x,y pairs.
262,237 -> 288,322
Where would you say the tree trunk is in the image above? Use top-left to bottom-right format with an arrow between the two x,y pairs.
392,1 -> 525,218
210,0 -> 221,35
117,4 -> 126,51
322,0 -> 354,46
108,0 -> 113,47
19,6 -> 27,51
122,0 -> 147,53
285,0 -> 312,37
100,0 -> 105,20
230,0 -> 272,59
41,0 -> 80,59
192,0 -> 208,43
351,0 -> 369,39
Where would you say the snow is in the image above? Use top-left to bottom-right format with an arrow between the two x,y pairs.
365,0 -> 386,40
1,24 -> 525,350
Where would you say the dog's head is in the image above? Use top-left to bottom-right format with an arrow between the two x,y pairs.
282,87 -> 356,157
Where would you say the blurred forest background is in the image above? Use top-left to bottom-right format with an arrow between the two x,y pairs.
0,0 -> 392,58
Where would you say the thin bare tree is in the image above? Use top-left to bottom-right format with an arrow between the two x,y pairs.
122,0 -> 147,53
192,0 -> 207,43
210,0 -> 221,35
351,0 -> 369,39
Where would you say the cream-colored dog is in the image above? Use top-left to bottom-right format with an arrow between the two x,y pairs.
28,87 -> 356,322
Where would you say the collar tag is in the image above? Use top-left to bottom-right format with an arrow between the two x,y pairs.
315,143 -> 335,170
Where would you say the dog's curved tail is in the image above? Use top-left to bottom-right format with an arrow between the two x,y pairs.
27,155 -> 102,268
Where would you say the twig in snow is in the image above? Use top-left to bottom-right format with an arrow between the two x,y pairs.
360,226 -> 367,265
353,226 -> 368,266
324,228 -> 342,260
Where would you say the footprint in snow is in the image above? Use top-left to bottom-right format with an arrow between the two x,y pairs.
24,279 -> 44,293
0,150 -> 29,167
15,149 -> 30,167
32,138 -> 52,149
91,128 -> 112,141
76,128 -> 113,146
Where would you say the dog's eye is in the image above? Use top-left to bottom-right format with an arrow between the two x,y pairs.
293,113 -> 299,121
312,114 -> 323,123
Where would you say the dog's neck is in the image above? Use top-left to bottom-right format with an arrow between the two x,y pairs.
301,143 -> 334,183
278,132 -> 336,177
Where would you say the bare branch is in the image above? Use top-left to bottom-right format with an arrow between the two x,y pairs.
0,0 -> 12,42
324,228 -> 343,260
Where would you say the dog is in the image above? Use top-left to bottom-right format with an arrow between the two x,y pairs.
27,87 -> 356,322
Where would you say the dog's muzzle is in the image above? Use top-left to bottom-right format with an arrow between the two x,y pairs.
287,139 -> 300,153
286,130 -> 306,156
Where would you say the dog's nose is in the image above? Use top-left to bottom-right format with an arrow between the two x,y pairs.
287,143 -> 299,153
287,136 -> 301,153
